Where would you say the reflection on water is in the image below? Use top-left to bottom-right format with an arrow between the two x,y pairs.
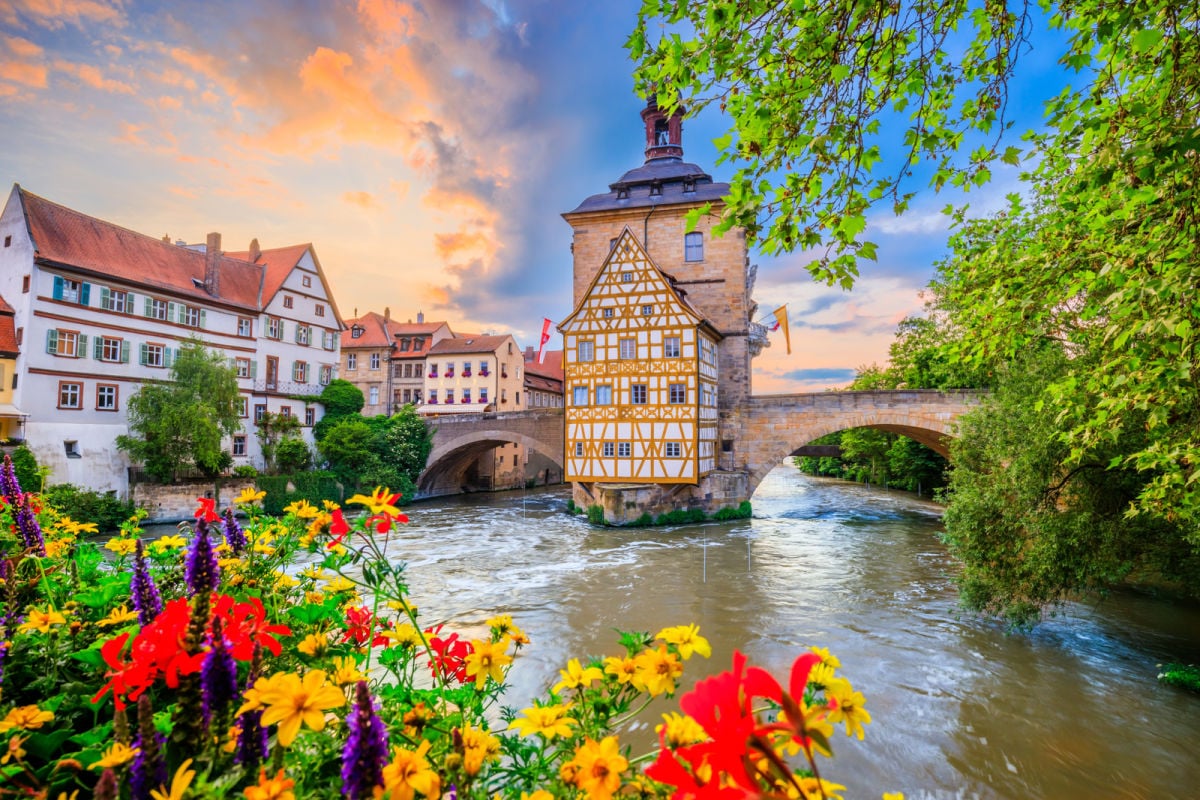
145,464 -> 1200,798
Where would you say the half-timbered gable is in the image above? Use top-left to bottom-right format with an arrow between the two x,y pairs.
560,227 -> 720,484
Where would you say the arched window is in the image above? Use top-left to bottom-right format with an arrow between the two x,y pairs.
685,231 -> 704,262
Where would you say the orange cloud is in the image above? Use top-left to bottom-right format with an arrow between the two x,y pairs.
434,230 -> 494,264
0,58 -> 46,87
54,59 -> 134,93
168,45 -> 248,105
3,34 -> 43,58
342,191 -> 379,209
0,0 -> 124,30
157,95 -> 181,109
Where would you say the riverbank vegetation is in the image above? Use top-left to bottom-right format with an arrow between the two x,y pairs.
633,0 -> 1200,626
0,455 -> 886,799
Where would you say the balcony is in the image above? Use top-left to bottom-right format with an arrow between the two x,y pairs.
253,379 -> 322,395
748,321 -> 771,358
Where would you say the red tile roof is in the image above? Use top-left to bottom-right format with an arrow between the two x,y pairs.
0,294 -> 13,314
525,350 -> 563,381
0,295 -> 17,357
19,187 -> 263,309
426,334 -> 515,356
225,242 -> 310,305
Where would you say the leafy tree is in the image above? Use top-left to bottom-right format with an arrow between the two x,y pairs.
375,406 -> 434,484
255,411 -> 303,475
117,340 -> 241,481
317,418 -> 378,489
313,380 -> 365,442
274,437 -> 312,474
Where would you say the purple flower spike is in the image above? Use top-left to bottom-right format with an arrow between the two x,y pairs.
202,616 -> 239,723
0,455 -> 21,504
130,695 -> 166,800
223,507 -> 247,555
341,681 -> 390,800
15,495 -> 44,555
130,540 -> 163,626
185,518 -> 220,596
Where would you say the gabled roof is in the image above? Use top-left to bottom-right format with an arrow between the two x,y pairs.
17,186 -> 263,309
340,311 -> 397,349
427,334 -> 515,356
0,294 -> 17,357
226,242 -> 346,328
525,350 -> 563,381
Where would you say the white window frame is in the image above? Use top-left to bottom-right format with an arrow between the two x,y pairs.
572,386 -> 588,405
619,339 -> 635,359
664,337 -> 681,358
577,340 -> 594,362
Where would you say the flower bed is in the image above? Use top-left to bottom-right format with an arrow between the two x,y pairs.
0,455 -> 887,800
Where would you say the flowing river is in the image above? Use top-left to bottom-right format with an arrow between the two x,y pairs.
374,462 -> 1200,799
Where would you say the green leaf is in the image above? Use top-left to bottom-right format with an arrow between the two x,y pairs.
1132,29 -> 1163,54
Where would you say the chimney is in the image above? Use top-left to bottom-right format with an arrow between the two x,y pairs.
384,306 -> 391,322
205,232 -> 221,297
248,237 -> 261,262
525,346 -> 534,361
161,234 -> 171,243
416,310 -> 424,324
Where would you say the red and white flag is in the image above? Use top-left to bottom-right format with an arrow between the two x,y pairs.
536,317 -> 553,364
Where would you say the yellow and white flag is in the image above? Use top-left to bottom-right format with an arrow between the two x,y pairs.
771,305 -> 791,355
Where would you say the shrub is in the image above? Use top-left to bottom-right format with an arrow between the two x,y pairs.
40,483 -> 138,532
586,504 -> 605,525
1158,663 -> 1200,693
231,465 -> 259,478
566,498 -> 578,515
255,470 -> 341,515
632,512 -> 654,527
274,437 -> 312,473
714,501 -> 753,521
10,445 -> 41,493
685,508 -> 708,524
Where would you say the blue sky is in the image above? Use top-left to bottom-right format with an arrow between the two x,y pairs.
0,0 -> 1072,391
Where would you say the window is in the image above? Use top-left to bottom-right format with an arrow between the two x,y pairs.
618,442 -> 631,457
414,388 -> 422,403
323,331 -> 336,350
370,353 -> 380,370
619,339 -> 636,359
631,384 -> 647,404
602,308 -> 614,318
283,295 -> 294,309
292,361 -> 309,382
238,317 -> 253,336
462,361 -> 471,376
664,337 -> 681,358
100,288 -> 132,313
665,442 -> 682,458
462,389 -> 471,403
669,383 -> 687,404
232,435 -> 247,457
575,442 -> 584,456
302,275 -> 312,288
577,340 -> 594,362
180,305 -> 202,327
516,391 -> 520,405
96,384 -> 118,411
595,384 -> 612,405
603,442 -> 614,457
141,343 -> 167,368
642,305 -> 653,316
237,397 -> 248,417
280,406 -> 292,418
254,404 -> 267,421
347,353 -> 357,370
572,386 -> 588,405
305,407 -> 315,426
369,386 -> 380,404
96,336 -> 127,363
53,276 -> 88,304
64,440 -> 80,458
685,231 -> 704,262
46,329 -> 83,358
296,325 -> 311,346
147,298 -> 169,320
446,389 -> 454,404
479,387 -> 488,403
21,275 -> 29,292
266,317 -> 282,339
429,390 -> 438,404
399,338 -> 411,352
5,236 -> 11,248
622,271 -> 633,282
319,365 -> 332,385
403,389 -> 412,403
413,338 -> 424,351
58,381 -> 81,409
235,357 -> 252,378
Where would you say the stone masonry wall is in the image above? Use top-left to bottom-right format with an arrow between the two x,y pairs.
133,478 -> 257,523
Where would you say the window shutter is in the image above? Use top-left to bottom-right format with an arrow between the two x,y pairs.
250,360 -> 258,378
46,329 -> 58,354
303,363 -> 310,382
77,334 -> 88,357
80,283 -> 91,305
165,348 -> 175,368
144,296 -> 152,317
52,276 -> 63,301
93,337 -> 102,359
100,287 -> 110,309
139,343 -> 148,365
125,293 -> 134,315
167,302 -> 177,322
295,325 -> 302,343
120,341 -> 130,363
198,309 -> 206,329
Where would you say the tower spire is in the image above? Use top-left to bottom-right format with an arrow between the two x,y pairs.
641,94 -> 684,162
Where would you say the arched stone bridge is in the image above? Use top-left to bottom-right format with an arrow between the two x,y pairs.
416,391 -> 983,502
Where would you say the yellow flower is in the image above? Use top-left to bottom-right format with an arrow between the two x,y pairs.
60,518 -> 98,535
90,742 -> 140,770
382,624 -> 422,649
382,739 -> 441,800
257,670 -> 346,746
508,704 -> 576,739
244,768 -> 296,800
1,735 -> 26,765
386,599 -> 418,617
791,777 -> 846,800
463,638 -> 512,689
44,539 -> 72,558
323,576 -> 357,594
520,793 -> 554,800
565,736 -> 627,800
272,570 -> 299,588
459,721 -> 500,776
282,499 -> 319,519
150,535 -> 187,553
105,538 -> 138,556
825,678 -> 871,740
17,608 -> 67,635
655,624 -> 711,660
882,794 -> 905,800
603,655 -> 638,685
631,646 -> 683,697
149,758 -> 195,800
330,655 -> 367,686
297,633 -> 330,657
322,499 -> 340,512
97,604 -> 139,628
809,646 -> 841,669
346,486 -> 403,516
553,658 -> 604,693
305,591 -> 326,605
299,565 -> 327,582
235,487 -> 267,506
809,660 -> 837,689
486,613 -> 514,633
0,705 -> 54,732
655,712 -> 707,748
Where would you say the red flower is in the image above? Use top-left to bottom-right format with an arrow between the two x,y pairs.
343,606 -> 388,647
194,497 -> 220,522
212,595 -> 291,660
91,599 -> 204,709
329,508 -> 351,549
425,625 -> 470,683
91,632 -> 154,711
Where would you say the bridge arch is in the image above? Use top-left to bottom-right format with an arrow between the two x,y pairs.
740,391 -> 980,498
418,411 -> 564,496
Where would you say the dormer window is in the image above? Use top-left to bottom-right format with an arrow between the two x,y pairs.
683,178 -> 696,193
649,182 -> 662,197
616,187 -> 630,200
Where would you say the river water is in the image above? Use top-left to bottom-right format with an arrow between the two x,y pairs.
155,462 -> 1200,797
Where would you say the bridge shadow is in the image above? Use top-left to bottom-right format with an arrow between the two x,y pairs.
418,410 -> 564,497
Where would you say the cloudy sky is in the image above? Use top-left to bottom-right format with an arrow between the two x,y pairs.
0,0 -> 1066,392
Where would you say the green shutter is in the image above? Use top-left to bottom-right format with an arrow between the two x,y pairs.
250,360 -> 258,378
120,341 -> 130,363
144,297 -> 153,317
167,302 -> 177,322
99,287 -> 111,310
124,293 -> 134,314
46,329 -> 58,354
139,343 -> 148,365
77,334 -> 88,358
198,309 -> 206,329
79,283 -> 90,305
93,337 -> 103,359
165,348 -> 175,368
52,276 -> 63,301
